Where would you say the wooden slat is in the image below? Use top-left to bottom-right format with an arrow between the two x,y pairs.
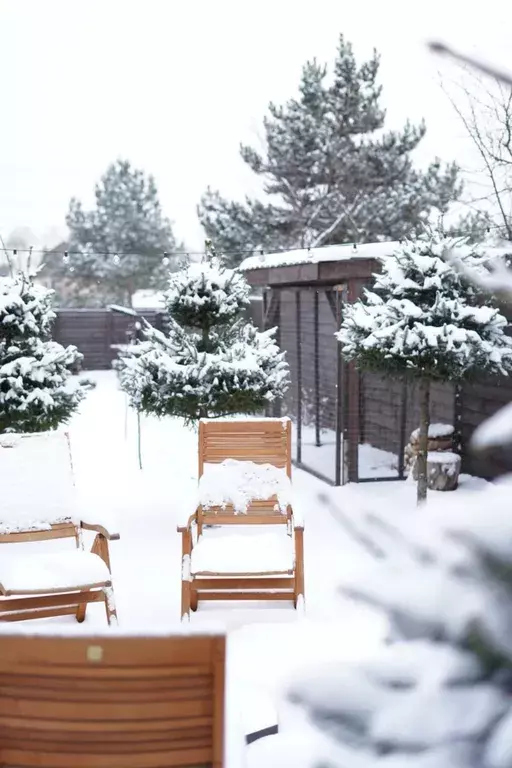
197,514 -> 288,525
198,591 -> 293,601
0,522 -> 77,544
0,674 -> 212,693
0,664 -> 212,680
0,685 -> 212,703
0,606 -> 79,622
194,577 -> 294,590
0,746 -> 212,767
0,636 -> 218,667
0,715 -> 213,734
0,696 -> 213,721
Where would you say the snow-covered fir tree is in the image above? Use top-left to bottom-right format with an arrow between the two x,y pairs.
337,234 -> 512,503
0,273 -> 86,432
116,242 -> 289,423
53,159 -> 182,307
198,35 -> 461,265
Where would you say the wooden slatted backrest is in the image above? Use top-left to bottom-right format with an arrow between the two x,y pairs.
0,632 -> 226,768
0,431 -> 79,545
198,418 -> 292,523
198,418 -> 292,478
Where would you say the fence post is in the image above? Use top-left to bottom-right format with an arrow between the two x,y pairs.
335,288 -> 344,486
453,382 -> 463,455
314,290 -> 321,447
295,291 -> 302,465
397,376 -> 409,479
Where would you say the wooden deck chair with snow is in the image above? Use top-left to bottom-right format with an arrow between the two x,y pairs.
178,417 -> 305,618
0,431 -> 119,625
0,631 -> 226,768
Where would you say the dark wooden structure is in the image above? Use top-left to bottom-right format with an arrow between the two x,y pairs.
52,300 -> 264,371
241,252 -> 512,483
52,308 -> 164,371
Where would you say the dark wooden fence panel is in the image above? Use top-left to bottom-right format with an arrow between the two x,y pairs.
53,298 -> 264,371
53,309 -> 163,370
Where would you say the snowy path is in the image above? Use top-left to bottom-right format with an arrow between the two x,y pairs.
7,372 -> 388,764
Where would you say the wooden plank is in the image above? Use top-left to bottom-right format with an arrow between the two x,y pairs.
0,746 -> 212,768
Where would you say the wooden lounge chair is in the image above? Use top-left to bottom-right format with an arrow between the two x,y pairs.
0,631 -> 226,768
0,431 -> 119,625
178,417 -> 305,619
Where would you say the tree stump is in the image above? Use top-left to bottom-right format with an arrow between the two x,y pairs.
412,451 -> 461,491
405,424 -> 455,472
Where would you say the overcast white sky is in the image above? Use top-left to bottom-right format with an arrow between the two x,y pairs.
1,0 -> 511,252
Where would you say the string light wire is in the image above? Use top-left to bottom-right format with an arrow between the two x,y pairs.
0,223 -> 510,263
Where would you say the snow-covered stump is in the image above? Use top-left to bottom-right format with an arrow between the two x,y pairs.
412,451 -> 461,491
405,423 -> 455,472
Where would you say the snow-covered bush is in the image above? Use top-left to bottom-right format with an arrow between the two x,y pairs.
117,242 -> 289,423
0,273 -> 86,432
282,476 -> 512,768
337,234 -> 512,502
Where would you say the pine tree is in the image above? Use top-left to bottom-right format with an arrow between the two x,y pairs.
337,234 -> 512,503
198,35 -> 461,266
0,273 -> 86,432
116,242 -> 289,423
57,159 -> 182,306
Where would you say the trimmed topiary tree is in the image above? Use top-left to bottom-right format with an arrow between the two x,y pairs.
337,233 -> 512,503
117,241 -> 289,424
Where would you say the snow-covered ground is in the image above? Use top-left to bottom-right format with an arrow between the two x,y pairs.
1,370 -> 491,765
292,424 -> 398,482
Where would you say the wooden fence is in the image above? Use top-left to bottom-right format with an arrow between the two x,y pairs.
53,299 -> 264,370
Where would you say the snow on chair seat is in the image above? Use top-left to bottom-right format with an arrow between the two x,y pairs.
0,431 -> 119,624
0,550 -> 111,594
178,418 -> 305,617
191,529 -> 295,575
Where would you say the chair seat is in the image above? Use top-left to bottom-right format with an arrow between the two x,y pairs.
0,551 -> 111,595
191,529 -> 295,574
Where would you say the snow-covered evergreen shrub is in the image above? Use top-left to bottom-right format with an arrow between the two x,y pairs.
117,242 -> 289,423
0,273 -> 86,432
337,234 -> 512,501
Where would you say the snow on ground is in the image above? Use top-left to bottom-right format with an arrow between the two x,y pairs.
293,424 -> 398,482
1,370 -> 491,765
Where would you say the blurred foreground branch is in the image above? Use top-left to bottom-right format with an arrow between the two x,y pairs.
429,41 -> 512,88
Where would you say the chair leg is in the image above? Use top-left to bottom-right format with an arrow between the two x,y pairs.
190,588 -> 198,612
181,529 -> 192,621
181,578 -> 191,621
103,586 -> 118,626
294,527 -> 305,609
76,596 -> 87,623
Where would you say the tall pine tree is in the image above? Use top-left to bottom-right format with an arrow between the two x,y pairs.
116,242 -> 289,423
337,234 -> 512,503
58,159 -> 182,306
0,273 -> 86,432
198,35 -> 461,265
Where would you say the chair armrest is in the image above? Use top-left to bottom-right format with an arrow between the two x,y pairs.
80,521 -> 120,541
287,501 -> 304,530
177,511 -> 198,534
